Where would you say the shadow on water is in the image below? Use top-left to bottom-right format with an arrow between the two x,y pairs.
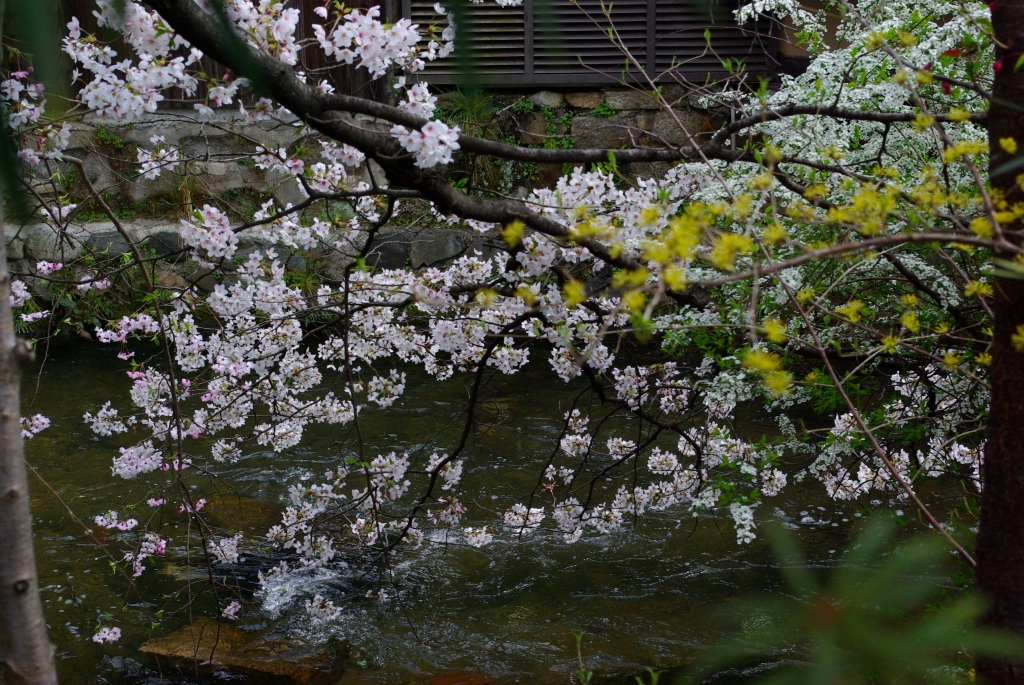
23,340 -> 866,685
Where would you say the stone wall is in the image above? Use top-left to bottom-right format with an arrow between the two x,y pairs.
504,85 -> 717,184
10,86 -> 707,290
5,217 -> 506,296
50,110 -> 343,212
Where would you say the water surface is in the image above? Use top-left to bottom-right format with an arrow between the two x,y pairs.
24,342 -> 864,685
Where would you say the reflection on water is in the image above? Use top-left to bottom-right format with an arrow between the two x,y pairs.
24,342 -> 861,685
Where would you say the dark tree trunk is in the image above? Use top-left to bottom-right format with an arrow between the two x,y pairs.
0,2 -> 58,675
0,207 -> 57,685
977,2 -> 1024,683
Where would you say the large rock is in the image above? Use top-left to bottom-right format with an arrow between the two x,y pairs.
602,88 -> 661,110
6,220 -> 181,262
272,173 -> 310,213
139,620 -> 344,684
365,235 -> 411,270
535,162 -> 566,189
86,232 -> 135,259
8,238 -> 24,260
82,110 -> 303,149
565,92 -> 604,109
571,114 -> 635,149
529,90 -> 564,108
645,109 -> 709,146
144,231 -> 187,263
409,230 -> 467,268
154,266 -> 188,290
518,111 -> 547,146
468,235 -> 504,262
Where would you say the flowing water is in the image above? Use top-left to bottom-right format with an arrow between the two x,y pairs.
24,341 -> 867,685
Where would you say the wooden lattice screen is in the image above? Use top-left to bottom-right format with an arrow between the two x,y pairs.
48,0 -> 773,98
403,0 -> 776,86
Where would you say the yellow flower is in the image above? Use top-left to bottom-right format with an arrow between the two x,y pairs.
964,280 -> 993,297
900,294 -> 919,308
1013,324 -> 1024,352
639,205 -> 661,225
882,335 -> 900,351
742,349 -> 782,373
563,279 -> 587,307
1001,137 -> 1019,155
763,318 -> 787,343
733,194 -> 755,218
864,31 -> 885,50
975,352 -> 993,366
915,70 -> 933,84
942,140 -> 989,164
934,322 -> 951,334
748,172 -> 774,190
709,233 -> 755,271
913,114 -> 935,133
825,185 -> 897,235
901,310 -> 921,333
796,287 -> 815,304
803,183 -> 828,199
475,288 -> 498,307
667,214 -> 703,260
897,31 -> 917,47
763,222 -> 789,245
764,370 -> 793,397
785,203 -> 816,221
570,217 -> 608,241
643,242 -> 672,265
822,146 -> 845,161
763,145 -> 784,164
969,216 -> 994,238
836,300 -> 866,324
943,352 -> 961,370
947,107 -> 972,122
503,220 -> 524,247
612,268 -> 649,289
661,265 -> 687,292
515,284 -> 537,306
805,370 -> 821,383
872,165 -> 900,179
622,290 -> 646,312
709,201 -> 730,216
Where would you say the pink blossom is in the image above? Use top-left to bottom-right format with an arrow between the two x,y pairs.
92,627 -> 121,644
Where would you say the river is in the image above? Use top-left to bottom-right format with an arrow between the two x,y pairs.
24,341 -> 866,685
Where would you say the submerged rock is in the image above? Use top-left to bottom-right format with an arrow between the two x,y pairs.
139,619 -> 346,684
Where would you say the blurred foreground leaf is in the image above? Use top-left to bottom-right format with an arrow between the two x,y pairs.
690,520 -> 1022,685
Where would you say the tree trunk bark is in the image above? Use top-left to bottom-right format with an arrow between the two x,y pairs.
0,197 -> 57,683
976,2 -> 1024,683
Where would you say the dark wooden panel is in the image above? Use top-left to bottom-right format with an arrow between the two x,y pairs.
408,0 -> 775,85
654,0 -> 772,74
533,0 -> 647,73
409,0 -> 527,73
